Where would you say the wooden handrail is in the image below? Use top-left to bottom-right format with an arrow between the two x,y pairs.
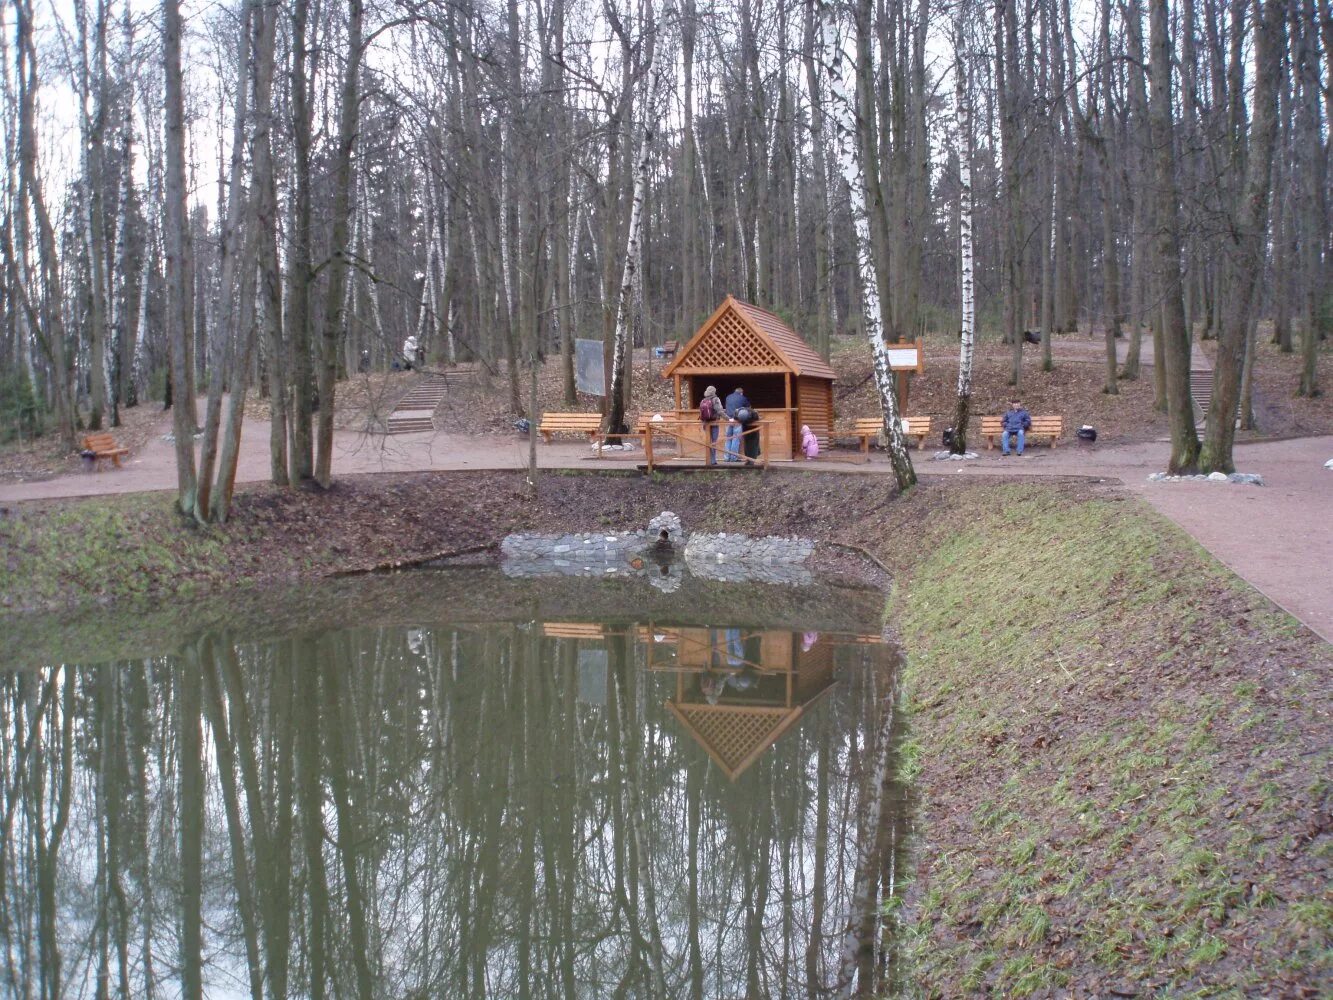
643,418 -> 771,473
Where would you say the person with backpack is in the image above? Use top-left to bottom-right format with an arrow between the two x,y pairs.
723,386 -> 749,462
699,385 -> 724,465
735,400 -> 761,461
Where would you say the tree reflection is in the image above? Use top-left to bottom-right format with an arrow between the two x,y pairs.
0,608 -> 909,998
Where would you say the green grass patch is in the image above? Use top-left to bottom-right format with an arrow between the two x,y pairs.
887,484 -> 1330,994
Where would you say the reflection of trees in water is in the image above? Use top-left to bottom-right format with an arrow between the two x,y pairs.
0,624 -> 908,998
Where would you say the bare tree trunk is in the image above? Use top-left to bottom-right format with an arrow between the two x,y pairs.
201,644 -> 264,999
215,0 -> 280,516
163,0 -> 199,509
804,0 -> 833,357
1239,314 -> 1260,429
14,0 -> 76,449
321,644 -> 375,1000
1093,0 -> 1122,395
296,641 -> 328,1000
998,0 -> 1023,387
196,0 -> 256,522
1294,0 -> 1323,397
1200,0 -> 1284,470
178,649 -> 205,1000
1147,0 -> 1200,473
1122,0 -> 1152,383
314,0 -> 365,486
287,0 -> 314,481
681,0 -> 699,326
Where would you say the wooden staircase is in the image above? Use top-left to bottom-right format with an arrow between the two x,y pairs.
1191,369 -> 1240,428
386,375 -> 448,435
1190,370 -> 1213,422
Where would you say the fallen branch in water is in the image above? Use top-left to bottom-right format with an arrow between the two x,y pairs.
331,542 -> 499,577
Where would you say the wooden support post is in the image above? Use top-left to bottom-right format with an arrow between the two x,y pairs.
645,423 -> 654,472
784,373 -> 793,454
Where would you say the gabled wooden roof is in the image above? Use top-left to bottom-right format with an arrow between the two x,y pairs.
665,679 -> 838,781
661,295 -> 836,381
666,703 -> 804,781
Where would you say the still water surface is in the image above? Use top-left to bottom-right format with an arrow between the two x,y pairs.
1,570 -> 910,998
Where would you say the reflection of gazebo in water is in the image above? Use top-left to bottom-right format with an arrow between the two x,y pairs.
646,627 -> 839,781
660,296 -> 836,462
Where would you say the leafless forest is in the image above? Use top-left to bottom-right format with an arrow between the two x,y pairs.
0,0 -> 1328,502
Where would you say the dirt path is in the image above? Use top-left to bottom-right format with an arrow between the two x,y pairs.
1,405 -> 1328,644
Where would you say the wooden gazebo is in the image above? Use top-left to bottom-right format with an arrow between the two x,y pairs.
648,627 -> 839,781
660,296 -> 835,461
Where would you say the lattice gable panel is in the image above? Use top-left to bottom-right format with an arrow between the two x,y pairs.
677,705 -> 790,772
675,309 -> 785,371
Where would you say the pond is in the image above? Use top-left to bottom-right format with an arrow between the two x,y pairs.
0,569 -> 911,998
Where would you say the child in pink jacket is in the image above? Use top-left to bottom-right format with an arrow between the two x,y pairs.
800,424 -> 819,460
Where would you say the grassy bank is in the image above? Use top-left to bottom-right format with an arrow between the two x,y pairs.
877,485 -> 1330,997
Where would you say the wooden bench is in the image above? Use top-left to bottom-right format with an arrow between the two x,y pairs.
538,412 -> 603,443
653,339 -> 679,359
980,415 -> 1064,450
848,416 -> 934,456
81,432 -> 129,469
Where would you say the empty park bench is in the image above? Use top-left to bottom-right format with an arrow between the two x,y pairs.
538,412 -> 604,444
81,432 -> 129,470
848,415 -> 934,457
980,414 -> 1064,449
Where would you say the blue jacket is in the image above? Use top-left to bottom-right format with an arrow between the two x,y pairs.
1001,407 -> 1031,433
724,390 -> 749,419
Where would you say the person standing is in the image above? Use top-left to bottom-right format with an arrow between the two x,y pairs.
1000,398 -> 1031,456
800,424 -> 820,460
699,385 -> 724,464
723,386 -> 749,462
737,401 -> 761,462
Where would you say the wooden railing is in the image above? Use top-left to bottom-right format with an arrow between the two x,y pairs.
641,418 -> 770,472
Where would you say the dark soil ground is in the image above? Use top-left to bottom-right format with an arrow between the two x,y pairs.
413,329 -> 1332,447
0,474 -> 1328,995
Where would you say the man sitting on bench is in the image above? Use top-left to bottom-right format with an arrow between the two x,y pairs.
1000,398 -> 1031,456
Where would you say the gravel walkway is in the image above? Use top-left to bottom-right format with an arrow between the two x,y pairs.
1,409 -> 1328,644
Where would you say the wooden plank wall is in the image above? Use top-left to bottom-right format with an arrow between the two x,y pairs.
796,377 -> 834,442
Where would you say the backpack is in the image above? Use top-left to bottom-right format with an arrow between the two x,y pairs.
700,398 -> 717,422
735,406 -> 755,425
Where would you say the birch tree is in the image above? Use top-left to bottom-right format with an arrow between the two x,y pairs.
606,33 -> 659,441
950,13 -> 977,455
819,0 -> 915,490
